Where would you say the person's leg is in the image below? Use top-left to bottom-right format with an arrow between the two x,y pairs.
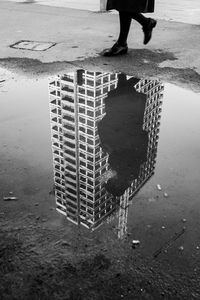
117,11 -> 132,46
131,12 -> 157,45
103,11 -> 131,56
131,13 -> 149,26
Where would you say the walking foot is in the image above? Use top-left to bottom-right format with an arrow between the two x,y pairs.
103,42 -> 128,57
143,18 -> 157,45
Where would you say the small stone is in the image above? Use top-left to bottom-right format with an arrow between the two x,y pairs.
61,240 -> 71,247
164,193 -> 169,198
182,218 -> 187,223
3,196 -> 18,201
157,184 -> 162,191
132,240 -> 140,249
162,226 -> 166,229
179,246 -> 184,251
196,246 -> 199,250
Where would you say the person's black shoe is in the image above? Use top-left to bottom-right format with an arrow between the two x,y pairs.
103,42 -> 128,57
143,18 -> 157,45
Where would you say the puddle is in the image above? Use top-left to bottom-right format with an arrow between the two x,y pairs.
0,68 -> 200,298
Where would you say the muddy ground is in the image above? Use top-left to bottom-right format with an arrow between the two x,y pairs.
1,182 -> 200,300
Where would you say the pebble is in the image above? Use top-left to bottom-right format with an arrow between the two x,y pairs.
179,246 -> 184,251
164,193 -> 169,198
162,226 -> 166,229
157,184 -> 162,191
182,218 -> 187,223
132,240 -> 140,249
61,240 -> 71,247
3,196 -> 18,201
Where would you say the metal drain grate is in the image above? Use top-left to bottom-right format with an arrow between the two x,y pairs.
10,40 -> 56,51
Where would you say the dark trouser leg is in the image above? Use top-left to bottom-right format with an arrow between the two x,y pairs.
130,13 -> 149,27
117,11 -> 132,46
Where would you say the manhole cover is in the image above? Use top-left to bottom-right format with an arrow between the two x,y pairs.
10,40 -> 56,51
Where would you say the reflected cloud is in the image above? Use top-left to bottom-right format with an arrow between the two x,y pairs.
49,70 -> 164,238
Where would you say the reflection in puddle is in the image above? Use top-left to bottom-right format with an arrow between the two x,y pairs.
1,69 -> 200,298
49,70 -> 163,238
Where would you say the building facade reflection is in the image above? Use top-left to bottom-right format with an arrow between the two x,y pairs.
49,70 -> 164,237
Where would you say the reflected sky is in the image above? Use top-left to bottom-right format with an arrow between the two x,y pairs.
49,70 -> 163,238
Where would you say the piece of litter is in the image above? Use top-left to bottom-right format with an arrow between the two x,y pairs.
132,240 -> 140,249
179,246 -> 184,251
157,184 -> 162,191
3,197 -> 18,201
164,193 -> 169,198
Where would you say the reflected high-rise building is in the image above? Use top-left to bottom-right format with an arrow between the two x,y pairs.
49,71 -> 119,229
49,70 -> 164,234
